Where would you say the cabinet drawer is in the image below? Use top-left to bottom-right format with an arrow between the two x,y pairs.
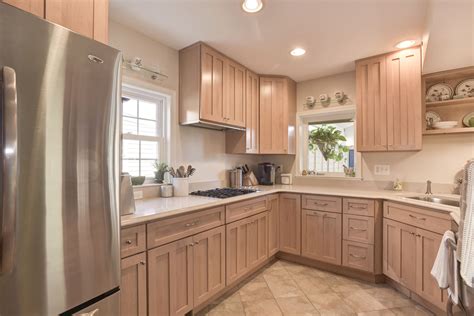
147,207 -> 225,248
302,195 -> 342,213
343,214 -> 374,244
343,198 -> 375,217
342,240 -> 374,272
384,202 -> 451,234
121,225 -> 146,258
226,197 -> 267,223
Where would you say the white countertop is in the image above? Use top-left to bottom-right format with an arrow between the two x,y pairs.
121,185 -> 461,227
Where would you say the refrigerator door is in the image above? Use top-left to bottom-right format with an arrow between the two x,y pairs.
0,3 -> 121,315
72,291 -> 120,316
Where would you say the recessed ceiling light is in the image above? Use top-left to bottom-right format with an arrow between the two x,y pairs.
395,40 -> 416,49
290,48 -> 306,57
242,0 -> 263,13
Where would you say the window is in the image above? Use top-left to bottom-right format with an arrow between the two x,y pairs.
297,105 -> 359,178
307,121 -> 355,175
121,85 -> 169,178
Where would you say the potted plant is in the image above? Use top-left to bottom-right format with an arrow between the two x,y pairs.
308,125 -> 349,173
153,161 -> 169,183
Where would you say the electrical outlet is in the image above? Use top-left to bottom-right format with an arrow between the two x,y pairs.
134,190 -> 143,200
374,165 -> 390,176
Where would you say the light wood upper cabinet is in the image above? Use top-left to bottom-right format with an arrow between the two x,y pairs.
279,193 -> 301,255
302,210 -> 342,265
259,76 -> 297,154
148,237 -> 194,316
225,60 -> 246,127
2,0 -> 44,17
3,0 -> 108,43
180,43 -> 247,129
121,253 -> 147,316
356,55 -> 388,151
192,226 -> 226,307
356,46 -> 422,152
268,194 -> 280,256
225,70 -> 259,154
386,47 -> 422,151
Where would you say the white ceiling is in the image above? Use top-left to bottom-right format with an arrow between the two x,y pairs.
109,0 -> 468,82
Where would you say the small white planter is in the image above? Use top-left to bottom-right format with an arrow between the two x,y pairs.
172,177 -> 189,197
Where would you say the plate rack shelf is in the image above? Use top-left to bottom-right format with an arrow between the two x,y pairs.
423,66 -> 474,135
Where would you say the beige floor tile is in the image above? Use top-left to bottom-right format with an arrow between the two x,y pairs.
239,280 -> 274,302
276,296 -> 320,315
242,298 -> 283,316
264,275 -> 305,298
363,287 -> 414,309
357,310 -> 395,316
389,305 -> 434,316
208,302 -> 245,316
307,292 -> 356,315
341,290 -> 387,312
292,273 -> 332,296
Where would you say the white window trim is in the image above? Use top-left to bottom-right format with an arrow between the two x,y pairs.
121,83 -> 171,178
296,105 -> 363,179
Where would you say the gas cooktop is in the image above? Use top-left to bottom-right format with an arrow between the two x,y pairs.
190,188 -> 258,199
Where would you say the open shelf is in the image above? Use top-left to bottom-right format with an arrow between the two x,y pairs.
425,97 -> 474,108
423,127 -> 474,135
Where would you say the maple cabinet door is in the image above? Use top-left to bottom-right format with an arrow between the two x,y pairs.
356,55 -> 388,151
192,226 -> 226,307
246,70 -> 260,153
2,0 -> 44,17
279,194 -> 301,255
120,253 -> 147,316
148,237 -> 194,316
225,61 -> 246,128
200,45 -> 226,124
399,223 -> 417,291
268,195 -> 280,256
386,47 -> 422,151
259,77 -> 286,153
383,218 -> 402,281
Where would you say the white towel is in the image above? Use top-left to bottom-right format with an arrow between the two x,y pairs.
460,161 -> 474,287
431,230 -> 459,304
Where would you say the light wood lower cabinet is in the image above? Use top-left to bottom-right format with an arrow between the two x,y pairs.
268,194 -> 279,256
121,253 -> 147,316
192,226 -> 226,307
226,211 -> 268,285
302,209 -> 342,265
279,194 -> 301,255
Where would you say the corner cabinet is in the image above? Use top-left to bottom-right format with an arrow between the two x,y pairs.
259,76 -> 297,154
356,46 -> 422,152
179,43 -> 246,129
2,0 -> 108,43
279,194 -> 301,255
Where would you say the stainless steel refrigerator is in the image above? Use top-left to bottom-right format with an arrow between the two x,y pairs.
0,3 -> 122,315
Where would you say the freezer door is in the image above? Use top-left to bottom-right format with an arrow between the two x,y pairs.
72,291 -> 120,316
0,3 -> 121,315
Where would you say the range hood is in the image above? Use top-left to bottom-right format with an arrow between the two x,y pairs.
180,120 -> 246,131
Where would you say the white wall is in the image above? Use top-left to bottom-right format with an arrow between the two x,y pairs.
294,72 -> 474,186
109,21 -> 259,186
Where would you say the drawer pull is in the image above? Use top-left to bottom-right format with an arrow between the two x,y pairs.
350,205 -> 367,209
349,226 -> 367,231
125,240 -> 132,245
184,220 -> 200,227
308,212 -> 320,216
409,214 -> 426,221
349,254 -> 366,259
313,202 -> 328,206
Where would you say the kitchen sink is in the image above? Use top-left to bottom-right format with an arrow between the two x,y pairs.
406,195 -> 460,207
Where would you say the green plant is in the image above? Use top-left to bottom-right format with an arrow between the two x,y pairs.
308,125 -> 349,171
153,161 -> 169,183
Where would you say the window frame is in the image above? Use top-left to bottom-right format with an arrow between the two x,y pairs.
296,105 -> 362,179
121,83 -> 170,178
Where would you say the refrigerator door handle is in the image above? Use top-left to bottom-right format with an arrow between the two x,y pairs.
0,66 -> 18,275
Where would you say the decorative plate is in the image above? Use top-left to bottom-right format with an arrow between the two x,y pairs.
426,83 -> 453,102
425,111 -> 441,129
462,112 -> 474,127
455,79 -> 474,97
433,121 -> 457,129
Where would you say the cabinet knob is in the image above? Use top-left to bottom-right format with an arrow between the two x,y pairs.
140,261 -> 146,265
195,241 -> 200,245
189,243 -> 195,247
125,240 -> 132,245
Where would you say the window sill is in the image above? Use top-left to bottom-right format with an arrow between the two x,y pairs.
132,183 -> 167,188
294,175 -> 363,181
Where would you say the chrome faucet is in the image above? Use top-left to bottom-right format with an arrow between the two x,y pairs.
425,180 -> 432,195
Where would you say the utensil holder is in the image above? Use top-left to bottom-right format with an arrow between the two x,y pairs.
172,177 -> 189,197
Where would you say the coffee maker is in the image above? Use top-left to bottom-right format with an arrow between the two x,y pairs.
257,162 -> 278,185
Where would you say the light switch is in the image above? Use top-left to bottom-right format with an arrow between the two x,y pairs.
134,190 -> 143,200
374,165 -> 390,176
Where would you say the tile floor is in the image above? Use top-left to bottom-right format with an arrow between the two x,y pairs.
198,260 -> 434,316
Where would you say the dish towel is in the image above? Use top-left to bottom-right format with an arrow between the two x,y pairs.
431,230 -> 459,304
460,160 -> 474,288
